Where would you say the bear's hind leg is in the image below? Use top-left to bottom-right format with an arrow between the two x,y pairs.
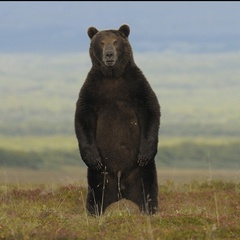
86,186 -> 103,216
124,163 -> 158,214
86,169 -> 119,216
140,162 -> 159,214
86,169 -> 106,216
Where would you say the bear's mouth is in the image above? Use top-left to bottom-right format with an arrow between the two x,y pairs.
104,60 -> 116,67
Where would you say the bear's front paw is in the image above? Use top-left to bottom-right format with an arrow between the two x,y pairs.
81,150 -> 104,170
137,154 -> 152,167
86,157 -> 103,170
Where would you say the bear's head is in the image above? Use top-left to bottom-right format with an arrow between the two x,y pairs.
87,24 -> 134,77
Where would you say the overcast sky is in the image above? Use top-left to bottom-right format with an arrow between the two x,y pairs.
1,1 -> 240,89
1,1 -> 240,53
1,2 -> 240,134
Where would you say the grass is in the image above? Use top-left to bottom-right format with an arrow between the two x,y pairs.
1,136 -> 240,170
1,135 -> 240,153
0,136 -> 240,238
1,167 -> 240,185
0,136 -> 78,152
0,179 -> 240,239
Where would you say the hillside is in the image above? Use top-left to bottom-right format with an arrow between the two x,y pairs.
0,51 -> 240,170
0,51 -> 240,137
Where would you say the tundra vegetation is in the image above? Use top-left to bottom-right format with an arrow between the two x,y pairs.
1,52 -> 240,238
0,179 -> 240,239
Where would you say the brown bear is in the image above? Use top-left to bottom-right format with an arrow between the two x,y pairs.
75,24 -> 161,216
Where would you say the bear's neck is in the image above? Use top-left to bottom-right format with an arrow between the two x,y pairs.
97,60 -> 135,78
101,66 -> 123,77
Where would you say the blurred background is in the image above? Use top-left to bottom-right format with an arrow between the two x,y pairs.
1,2 -> 240,184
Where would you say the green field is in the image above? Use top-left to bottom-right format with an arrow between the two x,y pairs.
1,51 -> 240,239
1,135 -> 239,239
1,166 -> 240,186
1,179 -> 240,239
1,52 -> 240,172
1,52 -> 240,138
1,136 -> 240,170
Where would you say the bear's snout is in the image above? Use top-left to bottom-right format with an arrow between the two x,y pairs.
103,47 -> 117,66
105,50 -> 114,60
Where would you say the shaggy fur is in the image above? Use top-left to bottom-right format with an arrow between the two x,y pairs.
75,24 -> 161,215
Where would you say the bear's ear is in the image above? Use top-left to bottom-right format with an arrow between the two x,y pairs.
119,24 -> 130,38
88,27 -> 98,39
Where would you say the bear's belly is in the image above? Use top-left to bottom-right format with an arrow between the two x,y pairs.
96,102 -> 140,173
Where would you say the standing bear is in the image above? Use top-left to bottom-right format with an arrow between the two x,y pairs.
75,24 -> 161,215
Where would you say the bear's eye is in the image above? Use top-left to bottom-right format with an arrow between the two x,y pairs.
100,41 -> 105,46
113,40 -> 118,45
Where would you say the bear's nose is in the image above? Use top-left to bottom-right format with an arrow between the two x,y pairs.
105,50 -> 114,60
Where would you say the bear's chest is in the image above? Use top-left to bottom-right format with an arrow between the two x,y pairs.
96,77 -> 134,105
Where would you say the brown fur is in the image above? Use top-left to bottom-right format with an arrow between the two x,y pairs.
75,24 -> 161,215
